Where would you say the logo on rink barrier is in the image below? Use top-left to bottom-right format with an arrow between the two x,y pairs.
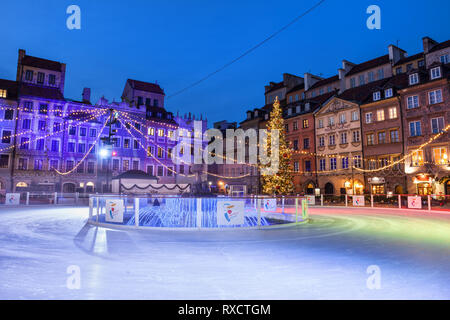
353,195 -> 365,207
262,199 -> 277,211
408,196 -> 422,209
5,193 -> 20,205
217,201 -> 245,226
305,195 -> 315,205
105,199 -> 124,223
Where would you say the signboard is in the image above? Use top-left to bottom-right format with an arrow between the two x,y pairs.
305,195 -> 315,205
408,196 -> 422,209
217,200 -> 245,226
105,199 -> 124,223
352,195 -> 365,207
261,198 -> 277,212
5,193 -> 20,205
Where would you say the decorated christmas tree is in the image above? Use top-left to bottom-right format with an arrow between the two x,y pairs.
260,97 -> 294,195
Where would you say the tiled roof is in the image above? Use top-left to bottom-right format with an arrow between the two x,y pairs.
429,39 -> 450,53
338,78 -> 388,102
127,79 -> 165,95
21,55 -> 63,72
346,55 -> 390,76
287,83 -> 305,94
20,83 -> 65,100
265,81 -> 284,94
394,53 -> 424,66
0,79 -> 19,100
308,75 -> 339,90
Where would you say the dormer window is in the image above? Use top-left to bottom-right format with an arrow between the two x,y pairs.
247,112 -> 252,120
264,114 -> 269,120
384,88 -> 393,98
296,106 -> 300,113
305,103 -> 310,111
373,91 -> 381,101
409,73 -> 419,85
254,111 -> 259,117
431,67 -> 441,80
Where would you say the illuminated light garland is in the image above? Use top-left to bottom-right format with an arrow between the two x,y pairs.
354,125 -> 450,173
119,112 -> 260,175
120,111 -> 261,169
118,109 -> 180,130
0,110 -> 107,153
117,117 -> 195,177
53,115 -> 111,175
118,116 -> 252,180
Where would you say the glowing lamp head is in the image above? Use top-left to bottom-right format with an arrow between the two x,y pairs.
112,151 -> 118,157
99,148 -> 109,158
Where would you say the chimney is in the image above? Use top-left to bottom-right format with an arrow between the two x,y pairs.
388,45 -> 406,65
304,73 -> 321,91
16,49 -> 26,82
422,36 -> 438,54
82,88 -> 91,103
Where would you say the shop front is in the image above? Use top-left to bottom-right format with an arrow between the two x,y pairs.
413,174 -> 433,195
368,177 -> 385,195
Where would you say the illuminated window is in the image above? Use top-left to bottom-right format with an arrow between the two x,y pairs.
377,109 -> 385,121
168,130 -> 174,138
158,129 -> 164,137
303,119 -> 309,128
157,147 -> 164,158
411,150 -> 424,167
148,127 -> 154,135
0,89 -> 6,98
388,107 -> 397,119
433,147 -> 448,165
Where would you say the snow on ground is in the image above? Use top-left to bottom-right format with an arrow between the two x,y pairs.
0,205 -> 449,299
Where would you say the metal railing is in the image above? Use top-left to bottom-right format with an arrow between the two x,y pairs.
87,195 -> 310,230
0,191 -> 91,205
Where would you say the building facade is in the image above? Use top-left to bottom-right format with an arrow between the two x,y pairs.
0,49 -> 205,194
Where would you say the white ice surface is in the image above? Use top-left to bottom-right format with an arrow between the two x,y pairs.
0,205 -> 449,299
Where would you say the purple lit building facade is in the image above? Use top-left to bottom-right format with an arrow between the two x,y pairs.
0,49 -> 207,194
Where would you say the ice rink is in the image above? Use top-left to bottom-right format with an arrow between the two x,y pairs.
0,205 -> 449,299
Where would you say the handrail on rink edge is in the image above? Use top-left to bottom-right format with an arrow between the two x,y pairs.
87,194 -> 310,231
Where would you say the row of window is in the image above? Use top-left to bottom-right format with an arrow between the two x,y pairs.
410,147 -> 449,166
350,68 -> 385,89
318,156 -> 362,171
21,101 -> 63,115
365,107 -> 398,123
406,89 -> 443,109
291,138 -> 310,150
409,66 -> 442,86
292,160 -> 312,172
366,130 -> 400,145
285,119 -> 309,132
318,111 -> 360,128
24,70 -> 57,86
318,131 -> 361,147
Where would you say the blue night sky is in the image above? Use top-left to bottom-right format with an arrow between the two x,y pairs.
1,0 -> 449,125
